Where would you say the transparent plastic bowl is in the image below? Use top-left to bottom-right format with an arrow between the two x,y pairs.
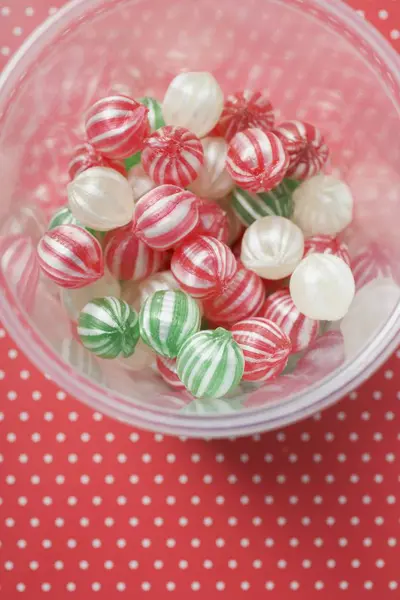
0,0 -> 399,438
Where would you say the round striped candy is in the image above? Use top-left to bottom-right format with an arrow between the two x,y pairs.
67,167 -> 135,231
37,225 -> 104,289
68,142 -> 126,180
171,235 -> 237,299
202,262 -> 265,325
217,90 -> 275,142
231,317 -> 292,381
132,185 -> 199,250
85,95 -> 150,159
177,328 -> 244,399
303,234 -> 350,266
260,288 -> 319,352
241,216 -> 304,280
0,234 -> 40,311
193,199 -> 229,243
78,296 -> 140,359
48,205 -> 103,242
156,356 -> 186,390
231,180 -> 294,227
188,137 -> 234,200
226,128 -> 289,193
141,126 -> 204,188
351,244 -> 393,291
274,121 -> 329,180
104,224 -> 165,281
139,290 -> 201,358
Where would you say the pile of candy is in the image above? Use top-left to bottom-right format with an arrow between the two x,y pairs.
37,72 -> 356,400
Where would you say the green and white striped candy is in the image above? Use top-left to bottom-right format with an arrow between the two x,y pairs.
231,179 -> 297,227
177,328 -> 244,399
124,97 -> 165,171
48,205 -> 104,242
78,296 -> 140,359
139,290 -> 201,358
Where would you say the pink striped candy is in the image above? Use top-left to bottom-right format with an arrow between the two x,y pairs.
85,95 -> 150,159
132,185 -> 200,251
303,235 -> 350,266
296,330 -> 344,377
260,288 -> 319,353
192,199 -> 229,243
171,235 -> 237,299
156,356 -> 186,390
351,244 -> 394,290
68,143 -> 127,180
217,90 -> 275,142
274,121 -> 329,180
226,128 -> 289,193
104,224 -> 165,282
231,317 -> 291,381
202,262 -> 265,325
141,126 -> 204,187
37,225 -> 104,289
0,235 -> 40,311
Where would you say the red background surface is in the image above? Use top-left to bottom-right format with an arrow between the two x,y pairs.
0,1 -> 399,598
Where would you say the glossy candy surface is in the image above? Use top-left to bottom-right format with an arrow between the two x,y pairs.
139,96 -> 165,132
136,271 -> 180,308
37,225 -> 104,289
274,120 -> 329,180
104,224 -> 165,281
293,174 -> 353,236
85,95 -> 150,159
231,317 -> 291,381
162,71 -> 224,138
290,254 -> 355,320
132,185 -> 199,250
217,90 -> 275,141
226,128 -> 289,193
142,126 -> 204,188
303,234 -> 351,266
67,167 -> 134,231
176,328 -> 244,399
171,235 -> 237,299
139,290 -> 201,358
156,356 -> 186,390
128,164 -> 156,202
261,288 -> 319,353
202,262 -> 265,325
188,137 -> 234,200
231,180 -> 294,227
68,142 -> 126,180
78,297 -> 140,359
193,199 -> 229,243
241,216 -> 304,279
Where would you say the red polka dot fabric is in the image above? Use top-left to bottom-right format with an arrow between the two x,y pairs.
0,1 -> 399,598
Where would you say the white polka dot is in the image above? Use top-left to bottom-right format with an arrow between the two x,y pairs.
55,561 -> 64,570
5,561 -> 14,570
42,583 -> 51,592
364,581 -> 374,590
378,9 -> 389,20
92,583 -> 101,591
191,582 -> 201,591
141,582 -> 151,591
166,582 -> 176,591
104,560 -> 114,569
390,30 -> 399,40
1,7 -> 11,16
8,349 -> 18,359
389,581 -> 398,590
66,583 -> 76,592
216,582 -> 225,591
16,583 -> 26,592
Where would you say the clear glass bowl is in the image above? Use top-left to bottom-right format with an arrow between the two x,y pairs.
0,0 -> 399,437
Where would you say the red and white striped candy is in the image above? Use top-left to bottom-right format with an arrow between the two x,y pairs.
231,317 -> 291,381
104,224 -> 165,282
217,90 -> 275,142
260,288 -> 319,353
141,126 -> 204,187
37,225 -> 104,289
156,356 -> 186,390
202,262 -> 265,325
226,128 -> 289,193
0,235 -> 40,311
132,185 -> 199,251
193,199 -> 229,243
351,245 -> 394,290
303,234 -> 350,266
171,235 -> 237,299
274,121 -> 329,180
68,143 -> 127,180
85,95 -> 150,159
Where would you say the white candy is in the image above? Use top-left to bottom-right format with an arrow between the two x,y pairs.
68,166 -> 134,231
340,277 -> 400,359
162,71 -> 224,138
293,174 -> 353,236
241,216 -> 304,280
188,137 -> 234,199
128,164 -> 156,202
290,253 -> 355,321
61,270 -> 120,322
